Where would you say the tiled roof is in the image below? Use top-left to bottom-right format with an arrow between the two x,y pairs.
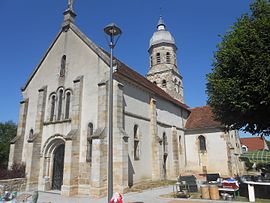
185,106 -> 222,130
240,137 -> 267,151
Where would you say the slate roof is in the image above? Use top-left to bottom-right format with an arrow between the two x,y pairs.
240,137 -> 267,151
185,106 -> 223,130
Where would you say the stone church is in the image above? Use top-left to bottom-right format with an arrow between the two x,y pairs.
8,3 -> 244,197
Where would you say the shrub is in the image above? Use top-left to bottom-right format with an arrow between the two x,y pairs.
0,163 -> 26,180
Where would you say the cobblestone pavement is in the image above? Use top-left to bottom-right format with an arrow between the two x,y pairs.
18,186 -> 242,203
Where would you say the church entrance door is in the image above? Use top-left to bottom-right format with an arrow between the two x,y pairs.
52,144 -> 65,190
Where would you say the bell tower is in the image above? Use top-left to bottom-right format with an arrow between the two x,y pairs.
147,16 -> 184,102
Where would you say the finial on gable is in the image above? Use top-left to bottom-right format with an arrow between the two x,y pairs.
62,0 -> 77,30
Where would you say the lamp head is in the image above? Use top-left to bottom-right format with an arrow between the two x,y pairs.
104,23 -> 122,36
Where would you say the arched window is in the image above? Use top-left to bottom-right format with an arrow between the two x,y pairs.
57,89 -> 63,120
87,123 -> 94,162
178,81 -> 181,93
179,135 -> 182,154
60,55 -> 66,77
163,132 -> 168,154
50,95 -> 56,121
29,129 -> 34,139
156,53 -> 161,64
134,125 -> 140,160
162,80 -> 167,87
65,92 -> 71,119
153,81 -> 157,85
199,135 -> 206,151
166,52 -> 171,63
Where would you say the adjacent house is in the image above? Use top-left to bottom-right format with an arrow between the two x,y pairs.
185,106 -> 245,176
240,137 -> 269,152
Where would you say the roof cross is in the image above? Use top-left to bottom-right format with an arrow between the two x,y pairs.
68,0 -> 74,11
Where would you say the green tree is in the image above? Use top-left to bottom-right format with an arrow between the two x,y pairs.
0,121 -> 17,168
207,0 -> 270,136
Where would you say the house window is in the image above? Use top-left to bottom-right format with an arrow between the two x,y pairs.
57,89 -> 63,120
134,125 -> 140,160
199,135 -> 206,151
50,95 -> 56,121
60,55 -> 66,77
166,52 -> 171,63
162,80 -> 167,87
163,132 -> 168,154
242,145 -> 248,152
65,92 -> 71,119
156,53 -> 161,64
87,123 -> 94,162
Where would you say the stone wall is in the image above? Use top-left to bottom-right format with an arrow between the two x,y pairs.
0,178 -> 26,194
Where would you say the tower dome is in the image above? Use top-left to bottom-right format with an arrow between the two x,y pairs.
149,16 -> 176,48
147,16 -> 184,103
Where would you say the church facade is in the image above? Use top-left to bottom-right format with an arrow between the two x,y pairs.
8,4 -> 244,197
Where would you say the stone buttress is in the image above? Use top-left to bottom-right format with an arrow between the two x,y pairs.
26,86 -> 47,191
8,99 -> 29,168
61,76 -> 83,196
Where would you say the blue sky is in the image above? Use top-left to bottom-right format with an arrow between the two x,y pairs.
0,0 -> 255,137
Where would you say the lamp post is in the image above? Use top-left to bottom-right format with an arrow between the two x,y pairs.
104,23 -> 122,203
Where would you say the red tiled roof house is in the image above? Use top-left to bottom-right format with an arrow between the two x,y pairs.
184,106 -> 244,176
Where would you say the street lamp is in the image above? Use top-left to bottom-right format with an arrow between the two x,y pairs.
104,23 -> 122,203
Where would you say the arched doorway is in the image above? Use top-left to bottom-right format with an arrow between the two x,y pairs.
52,144 -> 65,190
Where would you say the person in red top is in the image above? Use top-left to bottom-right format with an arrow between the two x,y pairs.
110,192 -> 123,203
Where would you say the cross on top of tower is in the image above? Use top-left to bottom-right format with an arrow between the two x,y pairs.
157,16 -> 166,31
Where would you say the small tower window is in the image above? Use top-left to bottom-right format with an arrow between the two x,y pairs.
150,55 -> 153,67
174,79 -> 179,93
156,53 -> 161,64
166,52 -> 171,63
153,81 -> 157,85
60,55 -> 66,77
57,89 -> 63,120
87,123 -> 94,162
50,95 -> 56,121
162,80 -> 167,87
65,92 -> 71,119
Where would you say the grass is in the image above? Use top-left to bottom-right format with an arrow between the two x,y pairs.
125,180 -> 176,193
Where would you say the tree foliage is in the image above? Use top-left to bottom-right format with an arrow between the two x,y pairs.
0,121 -> 17,168
207,0 -> 270,136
